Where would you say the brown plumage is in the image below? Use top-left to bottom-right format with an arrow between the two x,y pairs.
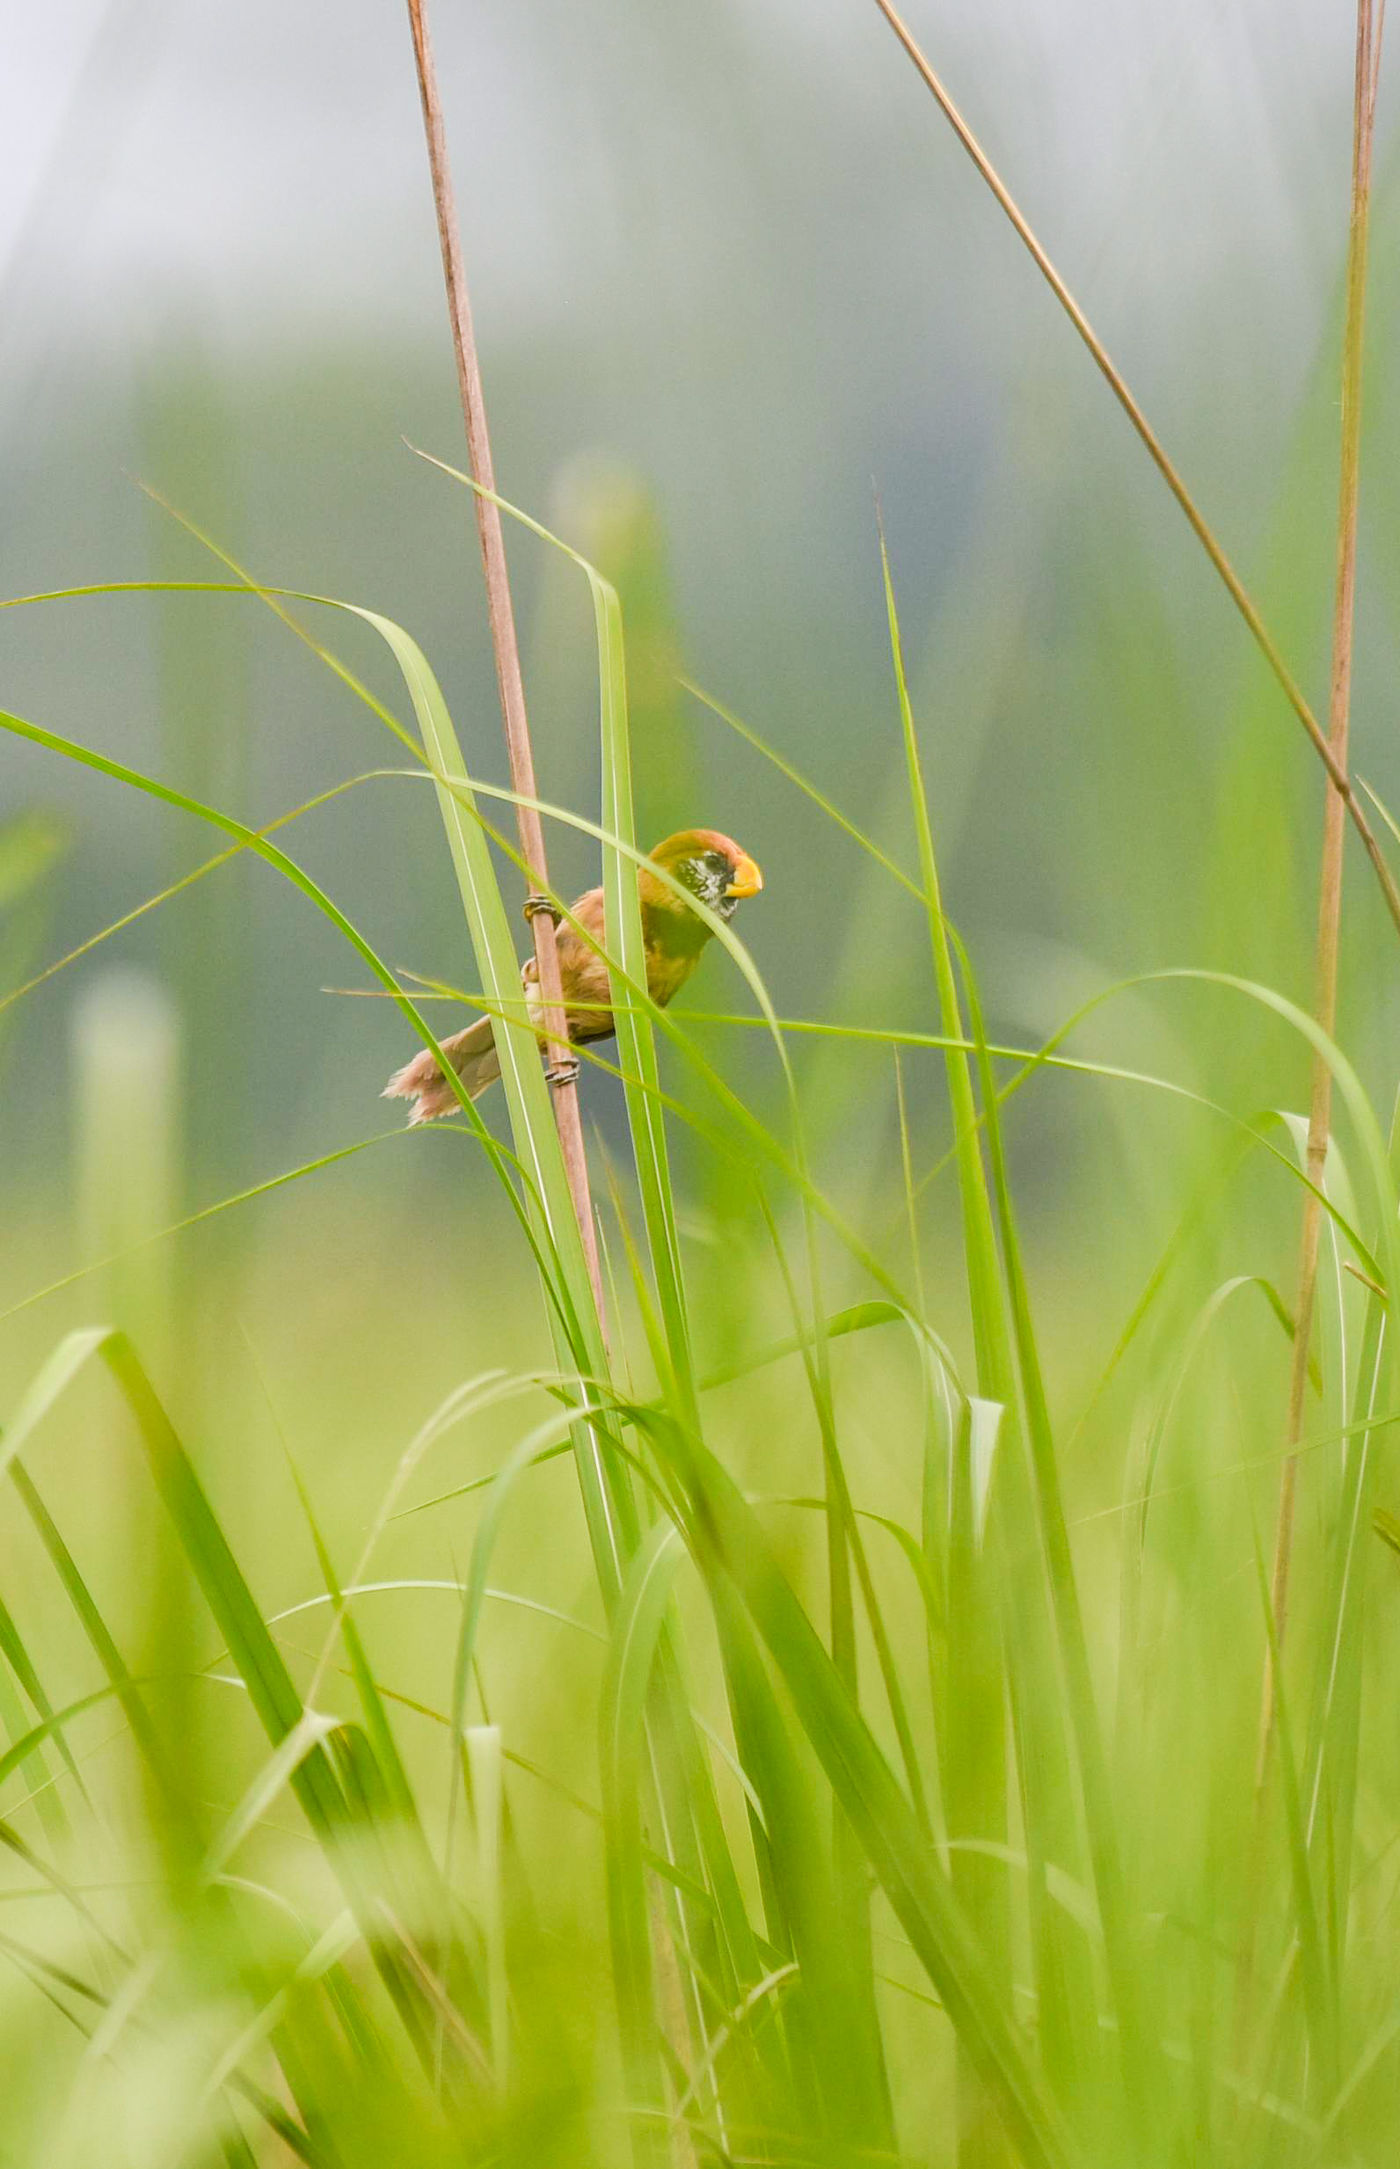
383,828 -> 763,1123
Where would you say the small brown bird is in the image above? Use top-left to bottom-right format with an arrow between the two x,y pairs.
384,828 -> 763,1123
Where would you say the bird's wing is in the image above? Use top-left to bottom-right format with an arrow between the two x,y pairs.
520,884 -> 614,1043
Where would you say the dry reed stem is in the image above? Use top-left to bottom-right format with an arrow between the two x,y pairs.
1258,0 -> 1383,1783
870,0 -> 1400,943
404,0 -> 606,1315
403,13 -> 701,2149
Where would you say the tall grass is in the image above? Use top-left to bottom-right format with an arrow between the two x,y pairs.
3,8 -> 1400,2169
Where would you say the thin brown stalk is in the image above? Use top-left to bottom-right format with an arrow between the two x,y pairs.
404,0 -> 605,1317
403,17 -> 702,2150
870,0 -> 1400,943
1258,0 -> 1382,1781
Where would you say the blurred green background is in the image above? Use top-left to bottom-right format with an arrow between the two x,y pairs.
6,1 -> 1400,1433
5,4 -> 1400,2163
5,3 -> 1399,1285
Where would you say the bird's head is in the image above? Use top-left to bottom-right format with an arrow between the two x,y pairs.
642,829 -> 764,925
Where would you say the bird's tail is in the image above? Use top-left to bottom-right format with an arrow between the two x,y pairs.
383,1017 -> 501,1123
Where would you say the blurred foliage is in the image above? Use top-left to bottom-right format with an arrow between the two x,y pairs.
5,5 -> 1400,2166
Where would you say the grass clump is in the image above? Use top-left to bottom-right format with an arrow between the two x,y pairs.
2,7 -> 1400,2168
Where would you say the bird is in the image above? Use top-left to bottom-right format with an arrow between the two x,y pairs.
383,828 -> 763,1123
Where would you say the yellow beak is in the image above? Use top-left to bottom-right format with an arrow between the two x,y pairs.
725,853 -> 764,899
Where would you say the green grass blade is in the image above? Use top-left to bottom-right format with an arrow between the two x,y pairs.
634,1404 -> 1077,2169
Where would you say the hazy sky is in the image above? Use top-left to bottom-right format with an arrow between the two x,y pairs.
0,0 -> 1379,369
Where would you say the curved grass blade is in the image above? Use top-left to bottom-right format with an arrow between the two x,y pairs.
630,1402 -> 1077,2169
0,1327 -> 475,2075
